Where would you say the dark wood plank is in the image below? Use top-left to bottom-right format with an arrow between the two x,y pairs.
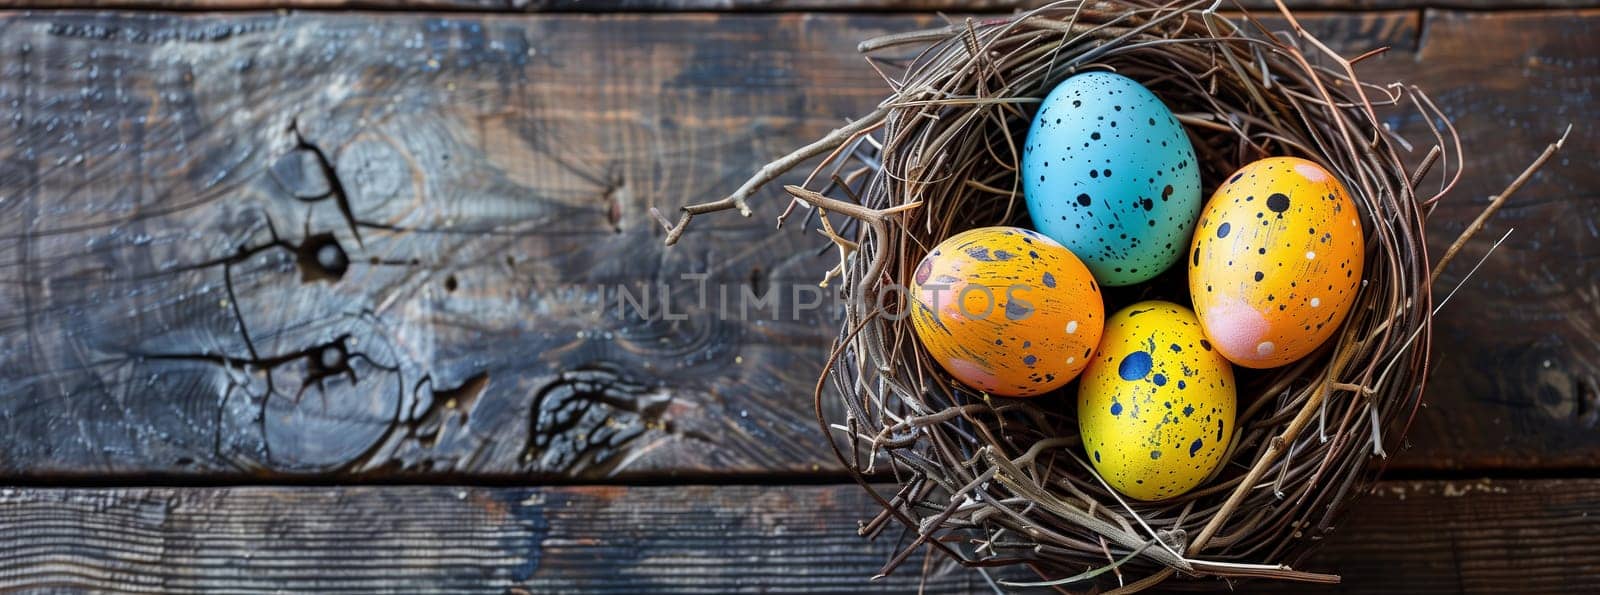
0,10 -> 1593,478
0,484 -> 991,592
2,479 -> 1597,592
0,10 -> 917,478
1394,9 -> 1600,470
0,0 -> 1590,12
1290,478 -> 1600,593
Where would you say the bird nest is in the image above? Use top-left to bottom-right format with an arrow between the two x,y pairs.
657,0 -> 1560,590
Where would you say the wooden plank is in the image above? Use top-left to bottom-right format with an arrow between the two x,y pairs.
0,10 -> 1593,478
0,484 -> 988,592
0,10 -> 913,478
1394,9 -> 1600,470
0,0 -> 1590,13
2,479 -> 1597,592
1293,479 -> 1600,593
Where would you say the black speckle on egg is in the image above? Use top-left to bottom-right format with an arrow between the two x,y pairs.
1254,271 -> 1264,282
1091,131 -> 1101,140
1077,193 -> 1092,206
1267,193 -> 1290,213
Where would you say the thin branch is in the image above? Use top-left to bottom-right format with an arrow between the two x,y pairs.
1430,124 -> 1571,281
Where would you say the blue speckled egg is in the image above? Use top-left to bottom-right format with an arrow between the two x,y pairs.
1022,71 -> 1201,286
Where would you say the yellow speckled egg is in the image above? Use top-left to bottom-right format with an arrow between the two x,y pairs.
1078,301 -> 1235,501
1189,157 -> 1365,368
909,226 -> 1104,397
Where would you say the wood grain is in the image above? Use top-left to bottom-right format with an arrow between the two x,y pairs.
1396,9 -> 1600,470
0,10 -> 909,478
0,10 -> 1593,478
0,484 -> 991,592
1297,479 -> 1600,593
2,480 -> 1597,592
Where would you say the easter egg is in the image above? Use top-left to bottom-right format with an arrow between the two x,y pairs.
1189,157 -> 1365,368
1078,301 -> 1236,501
909,227 -> 1105,397
1022,71 -> 1202,287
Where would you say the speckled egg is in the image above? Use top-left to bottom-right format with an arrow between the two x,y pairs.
1022,71 -> 1202,287
1189,157 -> 1365,368
909,227 -> 1105,397
1078,301 -> 1236,501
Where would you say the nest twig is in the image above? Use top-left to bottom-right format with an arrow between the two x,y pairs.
664,0 -> 1563,590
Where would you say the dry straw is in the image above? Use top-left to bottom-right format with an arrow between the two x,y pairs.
658,0 -> 1565,590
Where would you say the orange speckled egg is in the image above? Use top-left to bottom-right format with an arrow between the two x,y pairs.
1189,157 -> 1364,368
909,226 -> 1104,397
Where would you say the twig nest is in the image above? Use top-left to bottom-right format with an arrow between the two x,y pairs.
686,0 -> 1470,590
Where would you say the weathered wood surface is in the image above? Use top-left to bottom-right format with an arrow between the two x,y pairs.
2,479 -> 1597,592
1399,9 -> 1599,470
0,0 -> 1592,12
0,10 -> 1593,478
0,10 -> 899,478
0,484 -> 991,592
